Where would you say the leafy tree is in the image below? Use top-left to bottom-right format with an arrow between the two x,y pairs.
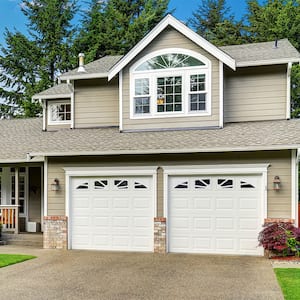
246,0 -> 300,118
75,0 -> 170,62
0,0 -> 77,117
189,0 -> 247,46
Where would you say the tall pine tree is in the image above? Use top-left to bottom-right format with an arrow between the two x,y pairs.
0,0 -> 77,117
189,0 -> 246,46
74,0 -> 170,63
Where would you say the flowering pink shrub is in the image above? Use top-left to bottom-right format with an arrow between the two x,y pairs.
258,222 -> 300,256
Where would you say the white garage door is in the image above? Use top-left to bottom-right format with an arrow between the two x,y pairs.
169,175 -> 263,255
70,176 -> 154,251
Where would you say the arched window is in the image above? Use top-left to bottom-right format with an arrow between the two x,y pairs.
130,49 -> 211,118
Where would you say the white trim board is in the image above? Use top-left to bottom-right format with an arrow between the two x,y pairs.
108,14 -> 235,80
64,166 -> 157,250
162,164 -> 268,255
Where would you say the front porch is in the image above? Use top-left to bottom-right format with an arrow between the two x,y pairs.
0,166 -> 43,235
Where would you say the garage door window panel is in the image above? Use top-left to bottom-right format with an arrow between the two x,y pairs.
114,180 -> 128,190
195,179 -> 210,189
217,179 -> 233,189
94,180 -> 108,189
76,182 -> 89,189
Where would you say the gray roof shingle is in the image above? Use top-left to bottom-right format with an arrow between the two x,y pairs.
32,83 -> 73,99
220,39 -> 300,67
1,118 -> 300,162
60,55 -> 123,80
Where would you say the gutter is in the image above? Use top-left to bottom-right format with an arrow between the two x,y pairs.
236,58 -> 300,68
28,144 -> 300,158
60,72 -> 108,81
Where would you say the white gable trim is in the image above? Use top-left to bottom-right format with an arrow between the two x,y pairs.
108,15 -> 236,80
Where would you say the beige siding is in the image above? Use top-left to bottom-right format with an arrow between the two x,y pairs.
122,27 -> 220,131
224,65 -> 287,123
47,150 -> 292,219
74,78 -> 119,128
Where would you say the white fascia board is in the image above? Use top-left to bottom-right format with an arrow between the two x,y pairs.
0,157 -> 45,164
108,15 -> 236,80
236,58 -> 300,68
59,72 -> 108,81
64,166 -> 157,177
29,144 -> 300,158
32,93 -> 72,100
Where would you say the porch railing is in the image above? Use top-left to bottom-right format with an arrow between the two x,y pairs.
0,205 -> 19,233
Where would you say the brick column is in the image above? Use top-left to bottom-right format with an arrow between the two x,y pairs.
154,217 -> 166,254
43,216 -> 68,249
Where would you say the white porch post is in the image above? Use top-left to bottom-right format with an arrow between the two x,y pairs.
15,167 -> 19,234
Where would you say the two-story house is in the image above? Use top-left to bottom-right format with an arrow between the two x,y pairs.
1,15 -> 300,255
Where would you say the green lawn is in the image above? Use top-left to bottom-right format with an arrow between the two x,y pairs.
274,268 -> 300,300
0,254 -> 36,268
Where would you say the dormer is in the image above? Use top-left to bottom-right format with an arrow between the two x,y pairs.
32,83 -> 73,131
109,15 -> 236,131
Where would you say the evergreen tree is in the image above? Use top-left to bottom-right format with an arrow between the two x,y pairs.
0,0 -> 77,117
189,0 -> 247,46
75,0 -> 170,62
74,0 -> 107,63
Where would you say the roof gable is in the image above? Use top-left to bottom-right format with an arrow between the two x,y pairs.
108,14 -> 236,80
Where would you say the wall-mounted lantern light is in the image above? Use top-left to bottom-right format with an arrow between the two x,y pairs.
51,178 -> 60,191
273,176 -> 281,191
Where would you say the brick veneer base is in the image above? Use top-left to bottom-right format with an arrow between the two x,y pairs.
43,216 -> 68,249
154,217 -> 166,254
264,218 -> 295,224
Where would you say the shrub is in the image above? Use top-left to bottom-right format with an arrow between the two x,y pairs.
258,222 -> 300,256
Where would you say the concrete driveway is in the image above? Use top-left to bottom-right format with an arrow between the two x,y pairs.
0,246 -> 283,300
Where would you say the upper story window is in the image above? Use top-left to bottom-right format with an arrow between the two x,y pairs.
48,100 -> 71,125
130,49 -> 211,119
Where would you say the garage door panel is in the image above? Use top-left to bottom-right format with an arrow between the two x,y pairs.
194,198 -> 212,209
71,176 -> 153,252
169,175 -> 262,255
193,238 -> 211,250
215,218 -> 235,230
216,198 -> 234,210
133,217 -> 151,228
113,198 -> 130,209
194,217 -> 211,230
239,239 -> 258,252
215,238 -> 235,251
73,197 -> 90,208
133,197 -> 151,208
93,197 -> 110,208
239,218 -> 259,230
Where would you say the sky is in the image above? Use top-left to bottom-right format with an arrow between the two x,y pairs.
0,0 -> 249,45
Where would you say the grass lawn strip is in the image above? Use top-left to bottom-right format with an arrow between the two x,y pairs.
274,268 -> 300,300
0,254 -> 36,268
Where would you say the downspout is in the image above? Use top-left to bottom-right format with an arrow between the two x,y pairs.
286,62 -> 292,119
70,80 -> 75,129
42,99 -> 46,131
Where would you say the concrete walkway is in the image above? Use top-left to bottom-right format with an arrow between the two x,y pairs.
0,245 -> 283,300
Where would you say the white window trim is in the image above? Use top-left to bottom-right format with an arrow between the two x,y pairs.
130,48 -> 212,119
162,164 -> 269,254
47,100 -> 72,125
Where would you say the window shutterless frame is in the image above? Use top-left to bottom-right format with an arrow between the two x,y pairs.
47,100 -> 72,125
130,48 -> 211,119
